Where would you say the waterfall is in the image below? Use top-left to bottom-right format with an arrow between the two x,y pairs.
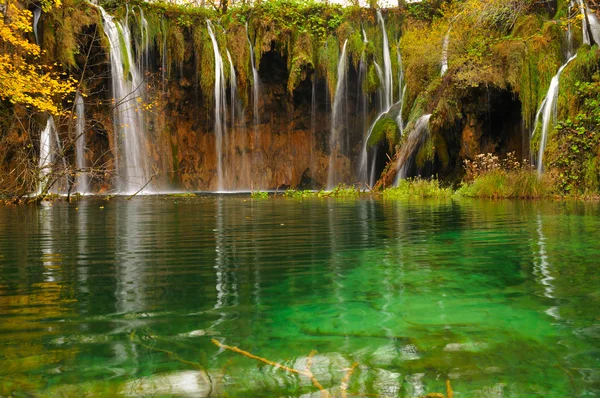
206,21 -> 227,191
32,7 -> 41,46
374,62 -> 385,113
326,40 -> 348,190
137,6 -> 150,71
246,23 -> 262,143
576,0 -> 600,45
99,6 -> 152,194
310,77 -> 317,174
357,54 -> 369,185
37,116 -> 54,195
396,46 -> 405,135
535,55 -> 577,174
394,114 -> 432,185
75,93 -> 88,194
377,10 -> 393,112
226,49 -> 250,190
441,29 -> 450,76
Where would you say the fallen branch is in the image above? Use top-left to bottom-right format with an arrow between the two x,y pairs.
212,339 -> 329,397
340,362 -> 359,398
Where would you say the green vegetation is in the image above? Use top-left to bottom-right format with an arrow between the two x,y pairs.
383,178 -> 452,199
457,152 -> 553,199
251,190 -> 269,199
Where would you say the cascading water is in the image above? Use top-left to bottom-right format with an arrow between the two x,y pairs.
536,55 -> 577,174
137,6 -> 150,71
374,62 -> 385,113
32,7 -> 41,45
37,116 -> 54,195
441,29 -> 450,76
246,23 -> 262,143
377,10 -> 393,112
396,46 -> 405,135
75,93 -> 88,194
207,20 -> 227,192
394,114 -> 432,184
576,0 -> 600,45
99,6 -> 152,194
326,40 -> 348,190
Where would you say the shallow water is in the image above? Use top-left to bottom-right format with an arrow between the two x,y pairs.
0,197 -> 598,397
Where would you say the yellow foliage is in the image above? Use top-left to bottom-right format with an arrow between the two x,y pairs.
0,0 -> 76,115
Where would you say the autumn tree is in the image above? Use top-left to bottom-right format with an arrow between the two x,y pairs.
0,0 -> 76,115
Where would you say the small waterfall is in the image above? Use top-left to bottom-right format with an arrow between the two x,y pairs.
326,40 -> 348,189
441,29 -> 450,76
36,116 -> 68,195
246,23 -> 262,142
394,114 -> 432,185
566,1 -> 575,58
377,10 -> 393,112
357,54 -> 369,185
310,77 -> 317,173
396,46 -> 405,135
37,116 -> 54,195
535,55 -> 577,174
32,7 -> 41,45
207,21 -> 227,191
75,93 -> 88,194
576,0 -> 600,45
374,62 -> 385,113
99,6 -> 152,194
137,6 -> 150,71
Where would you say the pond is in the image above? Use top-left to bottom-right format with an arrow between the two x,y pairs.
0,197 -> 598,396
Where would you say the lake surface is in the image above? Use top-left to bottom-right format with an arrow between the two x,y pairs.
0,197 -> 598,397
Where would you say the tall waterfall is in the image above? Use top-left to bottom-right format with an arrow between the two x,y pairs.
32,7 -> 41,45
377,10 -> 393,112
75,93 -> 88,194
246,23 -> 262,142
37,116 -> 54,195
207,20 -> 227,191
536,55 -> 577,174
99,6 -> 152,194
441,29 -> 450,76
226,49 -> 250,190
326,40 -> 348,189
576,0 -> 600,45
394,114 -> 432,184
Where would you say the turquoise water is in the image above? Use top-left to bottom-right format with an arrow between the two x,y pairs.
0,197 -> 598,397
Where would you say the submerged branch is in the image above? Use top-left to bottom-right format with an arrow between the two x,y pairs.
211,339 -> 329,397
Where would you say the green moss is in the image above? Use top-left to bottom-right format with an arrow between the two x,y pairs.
168,24 -> 185,77
115,23 -> 131,79
287,33 -> 314,94
318,36 -> 340,101
367,117 -> 399,149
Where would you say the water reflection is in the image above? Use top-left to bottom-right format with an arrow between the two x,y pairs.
0,198 -> 598,396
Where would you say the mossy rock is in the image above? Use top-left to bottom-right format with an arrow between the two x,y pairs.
367,117 -> 399,149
